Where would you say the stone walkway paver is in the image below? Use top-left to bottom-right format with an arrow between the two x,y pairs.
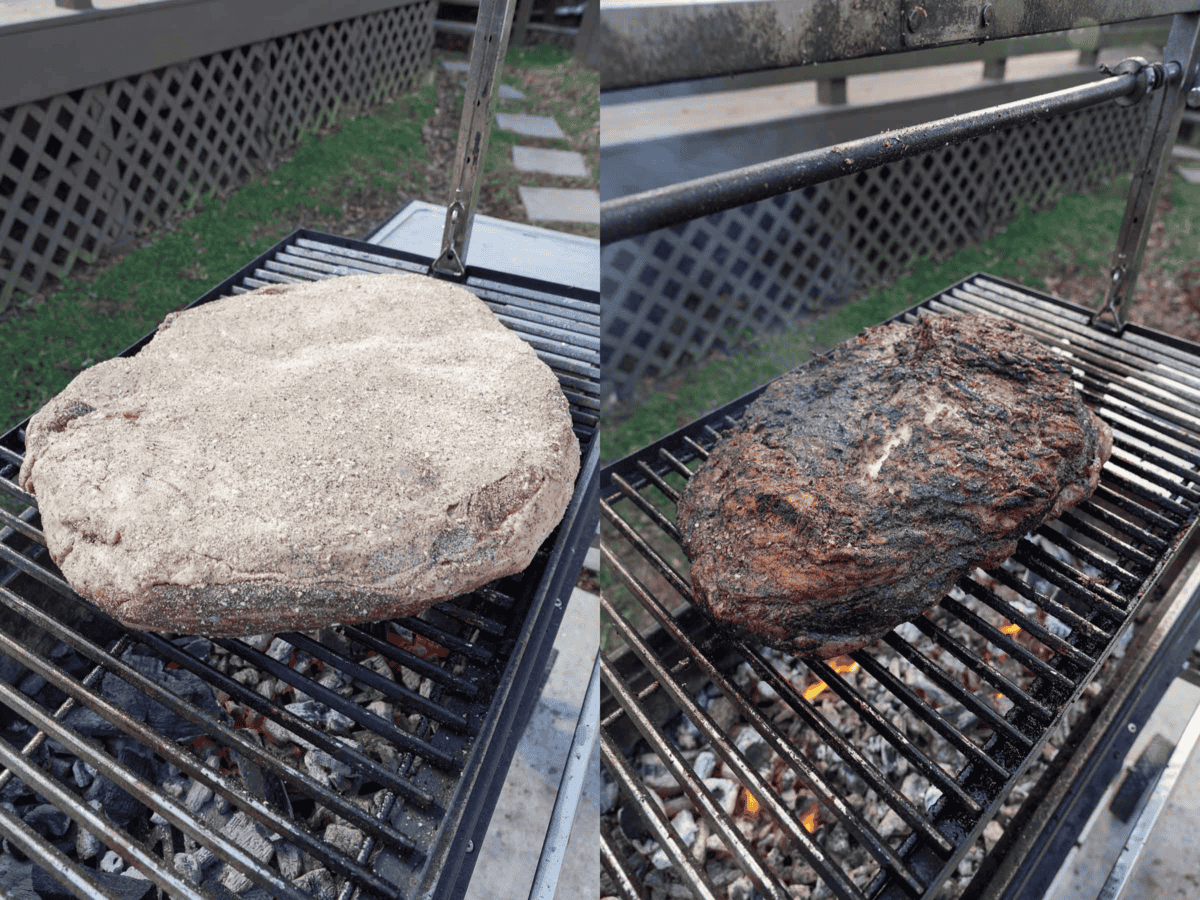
518,186 -> 599,224
438,57 -> 597,226
495,112 -> 566,139
513,146 -> 589,177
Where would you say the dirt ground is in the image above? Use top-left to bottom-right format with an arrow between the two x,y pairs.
1046,187 -> 1200,340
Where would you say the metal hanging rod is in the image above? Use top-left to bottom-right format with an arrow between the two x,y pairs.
600,65 -> 1156,245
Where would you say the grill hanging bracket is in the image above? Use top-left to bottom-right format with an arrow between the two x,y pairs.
430,0 -> 518,278
1100,13 -> 1200,328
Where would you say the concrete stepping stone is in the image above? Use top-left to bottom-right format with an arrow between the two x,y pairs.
496,113 -> 565,139
518,186 -> 599,224
441,60 -> 470,75
1178,167 -> 1200,184
513,146 -> 588,177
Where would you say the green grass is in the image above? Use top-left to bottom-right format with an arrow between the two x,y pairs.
602,173 -> 1166,465
1,74 -> 439,437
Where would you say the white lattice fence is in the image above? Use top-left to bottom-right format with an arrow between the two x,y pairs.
0,0 -> 434,308
601,101 -> 1145,401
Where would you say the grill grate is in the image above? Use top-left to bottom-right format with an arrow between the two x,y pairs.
0,229 -> 600,900
600,274 -> 1200,900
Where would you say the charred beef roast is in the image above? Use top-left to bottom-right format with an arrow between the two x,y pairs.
676,313 -> 1113,658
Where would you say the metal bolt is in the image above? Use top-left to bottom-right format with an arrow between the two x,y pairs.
1188,86 -> 1200,108
466,840 -> 475,853
981,4 -> 994,28
1127,722 -> 1138,734
906,7 -> 927,33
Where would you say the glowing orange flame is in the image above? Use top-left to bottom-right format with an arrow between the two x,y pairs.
743,789 -> 760,816
802,681 -> 829,701
1000,622 -> 1021,636
800,801 -> 821,833
802,657 -> 860,701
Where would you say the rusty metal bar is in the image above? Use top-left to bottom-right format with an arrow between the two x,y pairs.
601,831 -> 651,900
599,577 -> 875,900
1103,14 -> 1200,324
601,730 -> 725,900
0,801 -> 120,900
601,73 -> 1143,243
740,644 -> 960,852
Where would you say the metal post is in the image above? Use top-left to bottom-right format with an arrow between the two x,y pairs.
982,57 -> 1007,79
527,651 -> 600,900
511,0 -> 535,49
817,76 -> 848,104
574,0 -> 599,66
431,0 -> 518,278
1100,12 -> 1200,327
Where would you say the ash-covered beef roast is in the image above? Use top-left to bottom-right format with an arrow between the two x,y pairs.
676,313 -> 1113,658
19,273 -> 579,636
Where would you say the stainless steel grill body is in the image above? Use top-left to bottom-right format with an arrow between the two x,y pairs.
600,274 -> 1200,900
0,229 -> 600,900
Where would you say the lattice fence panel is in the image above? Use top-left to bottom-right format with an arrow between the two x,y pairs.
0,0 -> 435,307
601,100 -> 1146,402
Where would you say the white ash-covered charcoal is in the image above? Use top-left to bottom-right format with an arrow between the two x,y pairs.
19,273 -> 579,636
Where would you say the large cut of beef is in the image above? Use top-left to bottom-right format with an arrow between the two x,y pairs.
19,273 -> 579,636
675,312 -> 1113,658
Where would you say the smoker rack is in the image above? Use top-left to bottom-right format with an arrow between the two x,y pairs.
599,275 -> 1200,900
0,228 -> 600,900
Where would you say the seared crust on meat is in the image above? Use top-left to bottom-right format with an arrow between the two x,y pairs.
676,313 -> 1112,658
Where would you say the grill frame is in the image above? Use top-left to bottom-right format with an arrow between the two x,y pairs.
0,228 -> 600,900
599,273 -> 1200,900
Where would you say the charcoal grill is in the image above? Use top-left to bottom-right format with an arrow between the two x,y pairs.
599,5 -> 1200,899
0,225 -> 599,900
600,276 -> 1200,899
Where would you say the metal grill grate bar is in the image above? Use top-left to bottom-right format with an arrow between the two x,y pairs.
213,637 -> 460,772
881,631 -> 1035,752
341,623 -> 480,696
936,595 -> 1074,692
0,646 -> 314,900
1075,499 -> 1170,554
601,590 -> 871,900
906,617 -> 1053,724
849,649 -> 1011,782
0,585 -> 418,889
1011,538 -> 1128,615
957,574 -> 1096,671
601,729 -> 728,900
137,631 -> 435,809
601,277 -> 1200,900
739,646 -> 959,852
